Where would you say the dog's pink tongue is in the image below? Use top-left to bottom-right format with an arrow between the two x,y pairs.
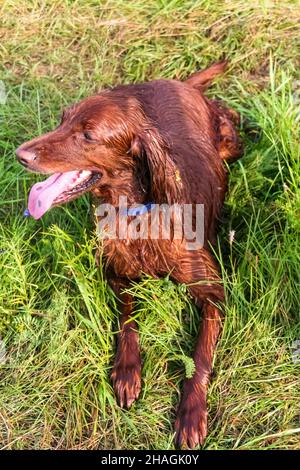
28,171 -> 79,219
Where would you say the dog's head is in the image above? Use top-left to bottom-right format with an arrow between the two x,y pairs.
16,88 -> 182,219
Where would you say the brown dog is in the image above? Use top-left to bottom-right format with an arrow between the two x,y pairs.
16,61 -> 242,448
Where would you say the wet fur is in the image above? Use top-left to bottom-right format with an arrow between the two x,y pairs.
17,61 -> 242,448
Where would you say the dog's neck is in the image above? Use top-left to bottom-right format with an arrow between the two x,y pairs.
91,168 -> 150,208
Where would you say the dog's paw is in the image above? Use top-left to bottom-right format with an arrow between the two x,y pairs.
111,361 -> 141,409
175,396 -> 208,449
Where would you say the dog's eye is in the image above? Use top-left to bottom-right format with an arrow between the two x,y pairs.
83,131 -> 93,141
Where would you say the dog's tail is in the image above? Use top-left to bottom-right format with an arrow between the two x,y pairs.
185,60 -> 227,91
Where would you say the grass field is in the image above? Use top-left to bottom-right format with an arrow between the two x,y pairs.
0,0 -> 300,450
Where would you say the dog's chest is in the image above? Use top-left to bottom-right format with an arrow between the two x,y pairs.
101,237 -> 181,278
94,204 -> 201,278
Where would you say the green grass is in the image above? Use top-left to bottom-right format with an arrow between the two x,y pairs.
0,0 -> 300,450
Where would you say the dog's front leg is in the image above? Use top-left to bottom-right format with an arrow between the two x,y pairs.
109,278 -> 142,409
175,300 -> 222,448
172,251 -> 223,448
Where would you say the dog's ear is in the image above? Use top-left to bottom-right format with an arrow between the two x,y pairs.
130,128 -> 183,204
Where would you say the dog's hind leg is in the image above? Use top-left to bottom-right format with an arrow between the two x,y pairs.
212,99 -> 243,163
109,277 -> 142,409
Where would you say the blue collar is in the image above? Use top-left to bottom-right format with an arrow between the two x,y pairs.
124,202 -> 155,216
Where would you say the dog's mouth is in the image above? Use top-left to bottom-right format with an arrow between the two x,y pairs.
27,170 -> 102,219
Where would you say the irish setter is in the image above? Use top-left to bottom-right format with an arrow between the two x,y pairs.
16,61 -> 242,448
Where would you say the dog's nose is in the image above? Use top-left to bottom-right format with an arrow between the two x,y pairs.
16,147 -> 37,166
